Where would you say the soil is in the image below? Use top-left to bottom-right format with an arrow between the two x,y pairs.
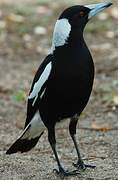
0,0 -> 118,179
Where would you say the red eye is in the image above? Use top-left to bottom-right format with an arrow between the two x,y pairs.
80,11 -> 84,17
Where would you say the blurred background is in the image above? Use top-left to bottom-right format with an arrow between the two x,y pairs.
0,0 -> 118,179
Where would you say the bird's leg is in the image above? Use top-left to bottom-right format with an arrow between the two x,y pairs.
48,127 -> 79,179
69,115 -> 96,171
71,135 -> 96,170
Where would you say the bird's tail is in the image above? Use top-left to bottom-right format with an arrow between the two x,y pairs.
6,110 -> 46,154
6,131 -> 44,154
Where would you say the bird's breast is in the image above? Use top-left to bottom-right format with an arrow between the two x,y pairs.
48,53 -> 94,102
40,46 -> 94,120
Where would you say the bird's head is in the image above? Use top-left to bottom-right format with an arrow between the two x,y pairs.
59,3 -> 112,29
50,3 -> 112,54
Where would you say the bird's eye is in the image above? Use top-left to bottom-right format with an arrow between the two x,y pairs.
80,11 -> 84,17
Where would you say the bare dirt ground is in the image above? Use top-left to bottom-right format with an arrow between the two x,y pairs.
0,0 -> 118,179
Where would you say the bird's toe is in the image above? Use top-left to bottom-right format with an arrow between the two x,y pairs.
53,167 -> 79,179
72,161 -> 96,171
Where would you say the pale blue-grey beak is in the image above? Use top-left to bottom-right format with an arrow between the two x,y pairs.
85,2 -> 112,19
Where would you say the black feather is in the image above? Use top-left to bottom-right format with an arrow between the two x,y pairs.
6,132 -> 44,154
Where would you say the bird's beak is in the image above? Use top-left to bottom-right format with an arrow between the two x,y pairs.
85,2 -> 112,19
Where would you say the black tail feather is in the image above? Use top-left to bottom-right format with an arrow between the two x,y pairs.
6,132 -> 44,154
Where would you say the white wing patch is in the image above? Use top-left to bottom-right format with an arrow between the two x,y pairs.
28,62 -> 52,106
50,18 -> 71,54
20,110 -> 46,140
40,88 -> 46,99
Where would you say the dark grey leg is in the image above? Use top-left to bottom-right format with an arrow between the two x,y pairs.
48,128 -> 78,179
48,127 -> 79,179
69,115 -> 96,171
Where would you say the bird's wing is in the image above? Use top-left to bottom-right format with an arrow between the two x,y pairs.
24,54 -> 54,128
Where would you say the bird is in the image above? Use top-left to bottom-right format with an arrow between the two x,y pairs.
6,2 -> 112,179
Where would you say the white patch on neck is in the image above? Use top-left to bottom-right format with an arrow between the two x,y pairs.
28,62 -> 52,106
50,18 -> 71,54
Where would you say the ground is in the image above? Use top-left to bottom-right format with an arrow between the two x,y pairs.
0,0 -> 118,179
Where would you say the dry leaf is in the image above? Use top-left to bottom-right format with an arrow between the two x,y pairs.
6,13 -> 24,24
0,87 -> 9,94
106,31 -> 115,39
24,89 -> 30,96
15,113 -> 25,129
34,26 -> 47,35
98,12 -> 108,20
112,93 -> 118,106
36,6 -> 51,15
92,120 -> 109,131
23,34 -> 31,42
103,103 -> 111,108
36,46 -> 49,55
0,20 -> 6,29
110,7 -> 118,19
31,69 -> 36,75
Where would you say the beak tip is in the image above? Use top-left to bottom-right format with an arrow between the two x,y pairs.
106,2 -> 113,7
87,2 -> 113,20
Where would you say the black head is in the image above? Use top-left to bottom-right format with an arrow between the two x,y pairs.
59,3 -> 112,30
59,5 -> 90,29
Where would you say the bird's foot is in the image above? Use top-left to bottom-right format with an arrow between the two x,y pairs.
53,166 -> 79,179
72,161 -> 96,171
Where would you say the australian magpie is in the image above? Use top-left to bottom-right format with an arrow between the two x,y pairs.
6,2 -> 112,179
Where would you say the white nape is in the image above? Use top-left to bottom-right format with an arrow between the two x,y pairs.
50,18 -> 71,54
28,62 -> 52,106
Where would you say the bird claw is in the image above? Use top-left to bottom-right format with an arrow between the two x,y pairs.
72,162 -> 96,171
53,167 -> 79,179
